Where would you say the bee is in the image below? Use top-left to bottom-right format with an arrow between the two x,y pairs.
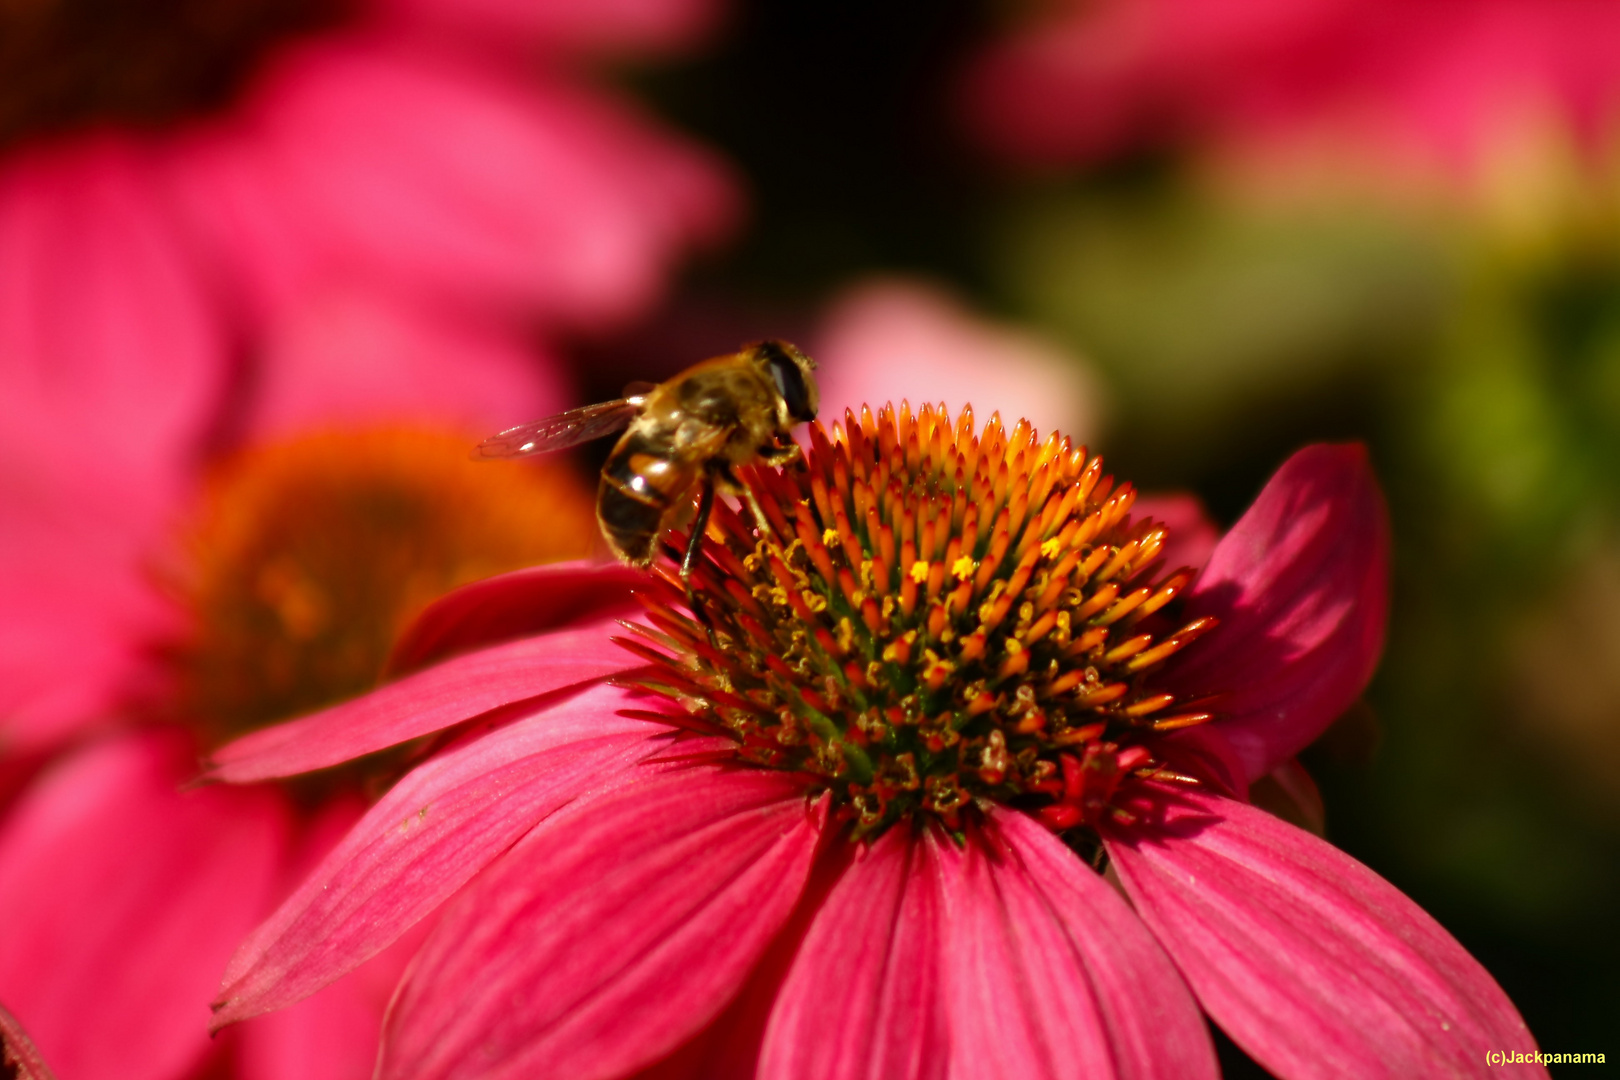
473,340 -> 819,624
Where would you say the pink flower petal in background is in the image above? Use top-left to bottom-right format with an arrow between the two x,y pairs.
166,39 -> 737,332
233,969 -> 385,1080
0,1002 -> 56,1080
811,278 -> 1104,446
0,136 -> 223,495
1103,788 -> 1546,1079
1158,443 -> 1389,782
214,686 -> 664,1024
0,137 -> 223,751
950,809 -> 1218,1080
757,826 -> 947,1080
206,619 -> 643,783
227,797 -> 401,1080
245,283 -> 572,440
966,0 -> 1620,185
378,769 -> 822,1080
0,734 -> 288,1080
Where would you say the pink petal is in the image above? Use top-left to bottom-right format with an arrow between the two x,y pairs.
233,972 -> 382,1080
811,278 -> 1101,448
945,809 -> 1217,1080
758,826 -> 947,1080
1132,492 -> 1219,573
247,282 -> 573,439
215,684 -> 665,1023
386,561 -> 647,677
0,1003 -> 56,1080
168,38 -> 737,331
0,135 -> 222,499
0,135 -> 222,750
379,768 -> 822,1080
1158,443 -> 1389,782
207,618 -> 641,782
0,733 -> 289,1080
1103,787 -> 1546,1079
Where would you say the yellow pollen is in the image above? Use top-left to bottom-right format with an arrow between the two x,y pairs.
1040,536 -> 1062,558
952,556 -> 976,579
909,560 -> 929,584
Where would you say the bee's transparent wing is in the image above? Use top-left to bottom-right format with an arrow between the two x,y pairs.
471,399 -> 640,459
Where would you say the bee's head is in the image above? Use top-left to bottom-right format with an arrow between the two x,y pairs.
754,340 -> 819,425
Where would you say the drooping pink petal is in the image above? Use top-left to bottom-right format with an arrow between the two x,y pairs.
0,733 -> 289,1080
215,684 -> 665,1024
1103,787 -> 1546,1079
0,1002 -> 56,1080
757,826 -> 947,1080
1133,492 -> 1219,574
1158,443 -> 1389,782
386,561 -> 647,677
378,767 -> 823,1080
944,808 -> 1218,1080
206,618 -> 642,782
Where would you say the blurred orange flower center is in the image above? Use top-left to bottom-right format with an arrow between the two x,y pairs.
169,427 -> 597,745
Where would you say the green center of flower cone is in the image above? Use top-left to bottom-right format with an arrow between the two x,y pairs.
0,0 -> 349,146
624,403 -> 1219,838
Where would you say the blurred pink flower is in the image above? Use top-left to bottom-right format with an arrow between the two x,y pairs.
0,0 -> 738,754
208,427 -> 1547,1078
0,4 -> 732,1075
0,409 -> 602,1080
966,0 -> 1620,185
811,278 -> 1105,448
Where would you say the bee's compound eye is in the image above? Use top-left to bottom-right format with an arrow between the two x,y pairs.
761,341 -> 817,422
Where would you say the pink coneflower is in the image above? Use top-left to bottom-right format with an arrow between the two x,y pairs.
0,0 -> 736,754
965,0 -> 1620,189
211,406 -> 1546,1078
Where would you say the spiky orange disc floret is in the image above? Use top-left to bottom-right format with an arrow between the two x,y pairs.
618,403 -> 1219,836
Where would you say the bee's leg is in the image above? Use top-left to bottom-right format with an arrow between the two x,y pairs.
737,473 -> 777,543
757,439 -> 803,468
682,475 -> 719,646
710,461 -> 776,544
